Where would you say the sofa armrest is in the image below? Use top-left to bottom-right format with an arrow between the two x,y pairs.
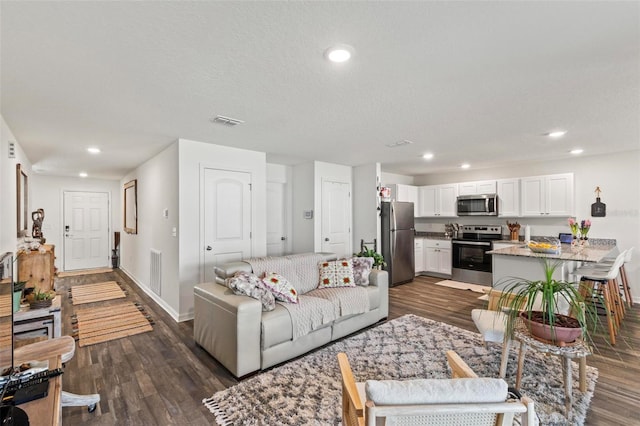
194,282 -> 262,377
369,269 -> 389,318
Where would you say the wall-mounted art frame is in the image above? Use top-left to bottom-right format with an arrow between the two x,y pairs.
123,179 -> 138,234
16,164 -> 28,238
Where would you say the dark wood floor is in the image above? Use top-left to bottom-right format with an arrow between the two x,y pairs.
57,271 -> 640,425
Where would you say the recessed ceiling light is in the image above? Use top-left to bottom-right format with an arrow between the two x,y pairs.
324,44 -> 354,63
460,163 -> 471,169
79,172 -> 88,178
570,148 -> 584,155
546,130 -> 567,138
422,153 -> 434,160
87,147 -> 101,154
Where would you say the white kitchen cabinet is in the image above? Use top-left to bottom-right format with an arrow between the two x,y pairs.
414,238 -> 424,274
497,178 -> 520,217
390,184 -> 419,216
424,239 -> 452,275
418,184 -> 458,217
521,173 -> 573,217
458,180 -> 497,196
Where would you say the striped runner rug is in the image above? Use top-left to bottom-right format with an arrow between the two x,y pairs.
72,302 -> 153,347
69,281 -> 126,305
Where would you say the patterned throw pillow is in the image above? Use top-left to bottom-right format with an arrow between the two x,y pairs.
351,257 -> 374,286
318,259 -> 356,289
225,271 -> 276,311
262,272 -> 298,303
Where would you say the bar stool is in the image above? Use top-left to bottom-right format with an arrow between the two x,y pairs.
574,251 -> 626,345
596,247 -> 634,307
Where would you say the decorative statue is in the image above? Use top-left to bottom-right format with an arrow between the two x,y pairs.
32,208 -> 45,241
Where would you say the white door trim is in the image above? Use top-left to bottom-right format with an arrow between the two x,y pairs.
61,190 -> 112,272
198,163 -> 255,283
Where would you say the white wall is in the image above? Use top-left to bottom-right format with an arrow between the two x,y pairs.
121,142 -> 180,319
412,150 -> 640,301
292,162 -> 315,253
381,172 -> 414,186
353,163 -> 381,254
0,116 -> 32,254
178,139 -> 267,320
31,175 -> 120,271
314,161 -> 352,255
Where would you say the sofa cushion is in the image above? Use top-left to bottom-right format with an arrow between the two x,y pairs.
306,287 -> 369,318
318,259 -> 356,289
351,257 -> 374,286
262,295 -> 336,347
262,272 -> 298,303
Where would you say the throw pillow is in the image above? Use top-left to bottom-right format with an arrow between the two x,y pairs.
351,256 -> 374,286
225,271 -> 276,311
318,259 -> 356,289
262,272 -> 298,303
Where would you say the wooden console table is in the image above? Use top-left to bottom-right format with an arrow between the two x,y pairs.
18,245 -> 56,292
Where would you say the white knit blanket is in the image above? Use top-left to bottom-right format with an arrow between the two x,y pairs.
278,295 -> 337,340
306,287 -> 370,317
246,257 -> 301,289
285,253 -> 331,294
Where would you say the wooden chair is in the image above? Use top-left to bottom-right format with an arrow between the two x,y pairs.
338,350 -> 535,426
471,289 -> 526,377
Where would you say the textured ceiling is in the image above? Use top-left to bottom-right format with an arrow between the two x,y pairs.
1,1 -> 638,180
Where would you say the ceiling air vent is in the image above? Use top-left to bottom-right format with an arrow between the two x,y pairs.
386,139 -> 414,148
211,115 -> 245,126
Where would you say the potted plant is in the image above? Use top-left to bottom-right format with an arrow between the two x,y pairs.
27,289 -> 56,309
497,258 -> 597,345
355,246 -> 386,269
12,281 -> 26,313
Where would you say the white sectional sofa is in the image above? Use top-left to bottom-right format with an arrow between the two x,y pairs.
193,253 -> 389,378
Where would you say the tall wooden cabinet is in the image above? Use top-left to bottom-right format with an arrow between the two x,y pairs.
18,245 -> 56,292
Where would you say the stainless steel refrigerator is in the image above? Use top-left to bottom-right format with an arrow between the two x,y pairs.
380,201 -> 415,286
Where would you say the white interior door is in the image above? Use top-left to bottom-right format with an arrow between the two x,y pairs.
321,180 -> 351,257
266,182 -> 286,256
63,191 -> 110,271
203,168 -> 252,283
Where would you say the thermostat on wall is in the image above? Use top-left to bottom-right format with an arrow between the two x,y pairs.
303,210 -> 313,219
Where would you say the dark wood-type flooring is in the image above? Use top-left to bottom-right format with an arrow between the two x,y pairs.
57,271 -> 640,425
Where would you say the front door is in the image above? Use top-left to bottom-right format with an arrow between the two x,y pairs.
266,182 -> 286,256
63,191 -> 110,271
202,168 -> 252,283
321,180 -> 351,257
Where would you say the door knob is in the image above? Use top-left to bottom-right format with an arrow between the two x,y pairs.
206,246 -> 212,251
324,238 -> 330,242
281,237 -> 287,241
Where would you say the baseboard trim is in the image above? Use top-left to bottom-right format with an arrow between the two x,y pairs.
118,266 -> 185,322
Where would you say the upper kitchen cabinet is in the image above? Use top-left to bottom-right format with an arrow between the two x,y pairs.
457,180 -> 497,196
390,184 -> 419,216
497,178 -> 520,217
520,173 -> 574,217
418,184 -> 458,217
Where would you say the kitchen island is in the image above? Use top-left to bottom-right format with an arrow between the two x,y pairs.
488,242 -> 617,289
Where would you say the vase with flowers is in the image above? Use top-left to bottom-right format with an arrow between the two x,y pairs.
568,218 -> 591,249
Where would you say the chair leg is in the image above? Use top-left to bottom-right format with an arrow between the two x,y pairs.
600,282 -> 617,345
620,265 -> 633,307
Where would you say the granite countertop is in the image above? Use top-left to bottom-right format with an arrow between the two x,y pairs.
414,232 -> 451,240
488,244 -> 617,263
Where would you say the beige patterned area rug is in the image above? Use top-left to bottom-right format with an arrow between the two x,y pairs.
58,267 -> 113,278
435,279 -> 491,294
204,314 -> 597,426
69,281 -> 126,305
71,302 -> 153,347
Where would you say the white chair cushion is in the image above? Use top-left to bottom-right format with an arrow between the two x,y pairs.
365,377 -> 508,405
471,309 -> 506,343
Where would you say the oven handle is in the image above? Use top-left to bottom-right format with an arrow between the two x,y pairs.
452,240 -> 492,247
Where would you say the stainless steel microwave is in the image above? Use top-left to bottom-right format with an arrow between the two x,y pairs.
456,194 -> 498,216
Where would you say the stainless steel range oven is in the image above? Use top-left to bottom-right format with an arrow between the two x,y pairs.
452,225 -> 502,286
